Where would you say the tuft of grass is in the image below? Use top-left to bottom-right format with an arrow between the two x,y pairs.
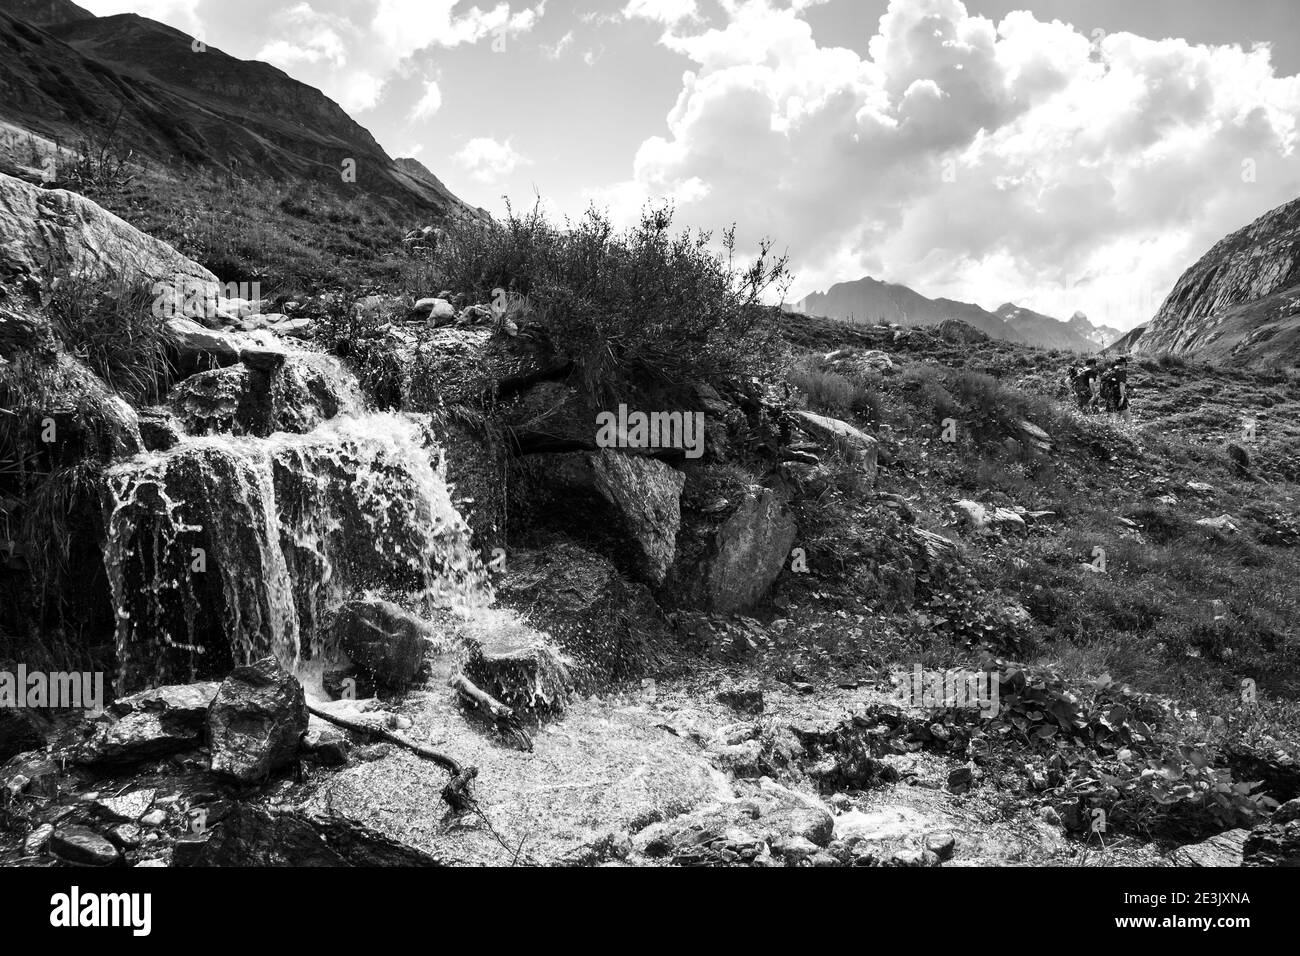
788,362 -> 883,424
44,273 -> 170,404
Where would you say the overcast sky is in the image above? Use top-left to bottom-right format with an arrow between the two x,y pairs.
75,0 -> 1300,329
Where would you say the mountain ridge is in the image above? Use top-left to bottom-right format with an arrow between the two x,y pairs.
795,276 -> 1119,352
0,2 -> 477,219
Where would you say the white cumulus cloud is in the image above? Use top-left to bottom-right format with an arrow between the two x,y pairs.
410,79 -> 443,119
455,137 -> 532,183
601,0 -> 1300,327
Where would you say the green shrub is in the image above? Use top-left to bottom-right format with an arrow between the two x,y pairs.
425,202 -> 791,402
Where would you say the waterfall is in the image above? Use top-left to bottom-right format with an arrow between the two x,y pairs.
103,352 -> 491,693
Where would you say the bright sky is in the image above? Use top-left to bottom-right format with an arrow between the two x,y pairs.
74,0 -> 1300,329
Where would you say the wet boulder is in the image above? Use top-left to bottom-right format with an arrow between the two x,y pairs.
49,826 -> 124,867
464,632 -> 574,716
76,683 -> 216,768
325,599 -> 434,694
109,681 -> 221,724
207,657 -> 308,783
171,364 -> 263,435
164,318 -> 242,378
495,536 -> 665,683
136,407 -> 184,451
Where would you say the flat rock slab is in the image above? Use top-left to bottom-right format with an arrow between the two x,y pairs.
1169,828 -> 1248,867
110,682 -> 220,724
77,711 -> 204,767
93,789 -> 157,824
298,691 -> 732,865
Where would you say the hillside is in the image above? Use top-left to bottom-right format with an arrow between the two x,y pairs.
1,180 -> 1298,870
0,5 -> 473,217
797,275 -> 1117,352
1138,195 -> 1300,367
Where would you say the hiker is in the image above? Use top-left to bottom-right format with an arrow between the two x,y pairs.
1100,357 -> 1131,418
1067,358 -> 1101,412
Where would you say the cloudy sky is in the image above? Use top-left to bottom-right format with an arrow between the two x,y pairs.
75,0 -> 1300,330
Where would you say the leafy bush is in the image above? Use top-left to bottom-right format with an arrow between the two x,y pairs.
425,202 -> 791,401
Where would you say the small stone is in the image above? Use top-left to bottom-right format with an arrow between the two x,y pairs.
22,823 -> 54,856
771,834 -> 819,862
140,809 -> 168,828
947,766 -> 975,794
889,848 -> 940,867
716,686 -> 765,715
1039,805 -> 1062,826
49,826 -> 123,867
1274,798 -> 1300,825
925,831 -> 956,861
108,824 -> 143,849
94,788 -> 156,823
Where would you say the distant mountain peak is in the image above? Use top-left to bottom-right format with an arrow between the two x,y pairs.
798,277 -> 1121,351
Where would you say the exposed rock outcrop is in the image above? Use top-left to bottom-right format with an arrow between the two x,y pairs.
1137,194 -> 1300,366
589,449 -> 684,585
0,171 -> 217,288
694,487 -> 798,614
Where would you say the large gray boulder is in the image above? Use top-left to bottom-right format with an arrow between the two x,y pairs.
0,172 -> 216,288
325,599 -> 434,694
589,449 -> 684,585
464,631 -> 574,716
207,657 -> 308,783
694,487 -> 798,614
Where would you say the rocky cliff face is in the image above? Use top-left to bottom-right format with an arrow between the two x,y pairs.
1137,196 -> 1300,366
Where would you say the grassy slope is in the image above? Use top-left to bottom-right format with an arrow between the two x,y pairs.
754,315 -> 1300,827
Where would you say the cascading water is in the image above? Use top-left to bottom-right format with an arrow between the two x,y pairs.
102,351 -> 492,694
